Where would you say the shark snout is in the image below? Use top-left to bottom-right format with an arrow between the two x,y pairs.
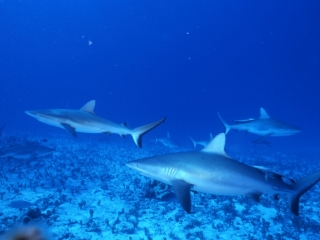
126,162 -> 137,170
25,110 -> 37,117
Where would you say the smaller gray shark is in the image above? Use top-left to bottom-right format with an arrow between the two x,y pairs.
0,141 -> 55,159
189,133 -> 213,148
218,108 -> 301,138
127,133 -> 320,215
155,132 -> 180,148
25,100 -> 166,148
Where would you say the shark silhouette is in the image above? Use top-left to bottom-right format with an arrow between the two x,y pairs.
218,108 -> 301,141
25,100 -> 166,148
127,133 -> 320,215
0,141 -> 54,159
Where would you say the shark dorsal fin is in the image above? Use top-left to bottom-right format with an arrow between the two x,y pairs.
259,108 -> 270,118
80,100 -> 96,114
202,133 -> 230,157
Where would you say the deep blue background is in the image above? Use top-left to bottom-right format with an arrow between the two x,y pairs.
1,1 -> 319,147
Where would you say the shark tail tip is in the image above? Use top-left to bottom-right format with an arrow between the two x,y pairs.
188,135 -> 196,148
218,112 -> 230,134
132,117 -> 166,148
288,170 -> 320,216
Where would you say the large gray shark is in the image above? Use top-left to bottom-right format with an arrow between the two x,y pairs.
218,108 -> 301,138
0,142 -> 55,159
126,133 -> 320,215
25,100 -> 166,148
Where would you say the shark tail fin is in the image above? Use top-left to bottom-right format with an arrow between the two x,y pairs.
218,113 -> 231,134
288,170 -> 320,216
188,135 -> 197,148
132,117 -> 166,148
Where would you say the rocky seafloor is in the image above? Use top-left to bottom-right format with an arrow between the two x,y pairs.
0,132 -> 320,240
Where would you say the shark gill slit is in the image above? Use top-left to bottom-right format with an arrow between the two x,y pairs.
165,167 -> 178,178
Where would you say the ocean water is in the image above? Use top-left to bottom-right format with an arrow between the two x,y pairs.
0,0 -> 320,239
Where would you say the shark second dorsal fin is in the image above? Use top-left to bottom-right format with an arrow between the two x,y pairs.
260,108 -> 270,118
201,133 -> 230,157
80,100 -> 96,114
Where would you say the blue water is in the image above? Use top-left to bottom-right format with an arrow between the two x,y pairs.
1,0 -> 320,239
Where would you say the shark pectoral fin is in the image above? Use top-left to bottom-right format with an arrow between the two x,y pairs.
253,133 -> 273,144
273,194 -> 280,201
171,179 -> 193,213
61,123 -> 77,137
247,192 -> 262,202
132,117 -> 166,148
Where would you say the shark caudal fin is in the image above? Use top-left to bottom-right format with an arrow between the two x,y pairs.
188,136 -> 197,148
132,117 -> 166,148
218,113 -> 231,134
288,170 -> 320,216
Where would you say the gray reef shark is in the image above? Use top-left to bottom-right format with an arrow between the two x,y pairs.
218,108 -> 301,141
0,141 -> 55,159
126,133 -> 320,215
189,133 -> 213,148
155,132 -> 180,148
25,100 -> 166,148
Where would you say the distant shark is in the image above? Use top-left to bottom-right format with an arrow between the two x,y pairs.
189,133 -> 213,148
0,124 -> 5,136
25,100 -> 166,148
218,108 -> 301,140
0,141 -> 55,159
126,133 -> 320,215
155,132 -> 180,148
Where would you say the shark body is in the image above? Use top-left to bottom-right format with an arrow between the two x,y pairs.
189,133 -> 213,148
25,100 -> 166,148
218,108 -> 301,138
0,142 -> 55,159
126,133 -> 320,215
155,132 -> 180,148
